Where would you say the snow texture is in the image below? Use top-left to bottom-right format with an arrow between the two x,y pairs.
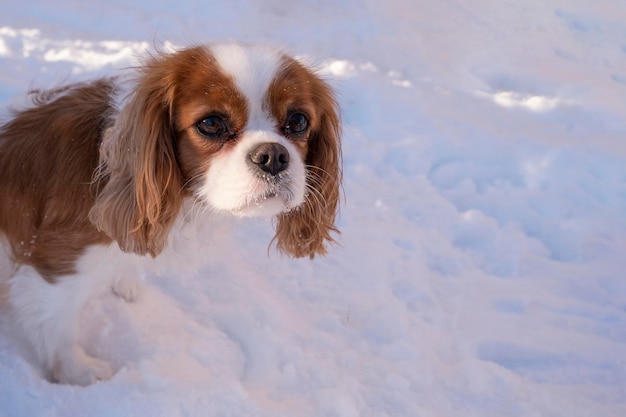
1,0 -> 625,416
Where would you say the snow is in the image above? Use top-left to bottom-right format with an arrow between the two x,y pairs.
1,0 -> 625,416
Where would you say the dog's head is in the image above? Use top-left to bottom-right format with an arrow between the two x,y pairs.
90,44 -> 341,259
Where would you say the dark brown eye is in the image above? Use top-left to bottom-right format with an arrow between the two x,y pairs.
196,115 -> 232,140
284,112 -> 309,136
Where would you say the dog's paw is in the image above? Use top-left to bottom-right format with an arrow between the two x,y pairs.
112,275 -> 142,302
52,347 -> 114,386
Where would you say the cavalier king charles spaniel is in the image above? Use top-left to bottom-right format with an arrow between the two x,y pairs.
0,43 -> 341,385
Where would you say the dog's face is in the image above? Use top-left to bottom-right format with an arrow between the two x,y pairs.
92,44 -> 341,258
172,45 -> 314,217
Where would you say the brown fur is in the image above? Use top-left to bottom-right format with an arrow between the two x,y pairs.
0,79 -> 116,281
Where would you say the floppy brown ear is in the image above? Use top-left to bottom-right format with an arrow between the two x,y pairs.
274,79 -> 342,258
89,53 -> 183,257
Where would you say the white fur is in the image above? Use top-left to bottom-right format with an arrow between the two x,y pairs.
8,245 -> 138,384
6,201 -> 227,384
200,131 -> 306,217
209,43 -> 282,131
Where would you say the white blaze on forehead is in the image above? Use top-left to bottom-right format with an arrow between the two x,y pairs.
209,43 -> 283,129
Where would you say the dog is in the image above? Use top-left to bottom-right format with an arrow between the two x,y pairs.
0,43 -> 341,385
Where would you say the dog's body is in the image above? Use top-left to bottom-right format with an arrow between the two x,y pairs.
0,43 -> 340,385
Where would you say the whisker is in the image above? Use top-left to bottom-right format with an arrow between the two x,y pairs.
303,181 -> 326,214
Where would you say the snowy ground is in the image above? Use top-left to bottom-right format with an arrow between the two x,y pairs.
1,0 -> 625,416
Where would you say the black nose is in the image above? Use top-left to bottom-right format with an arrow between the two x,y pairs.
248,143 -> 290,176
